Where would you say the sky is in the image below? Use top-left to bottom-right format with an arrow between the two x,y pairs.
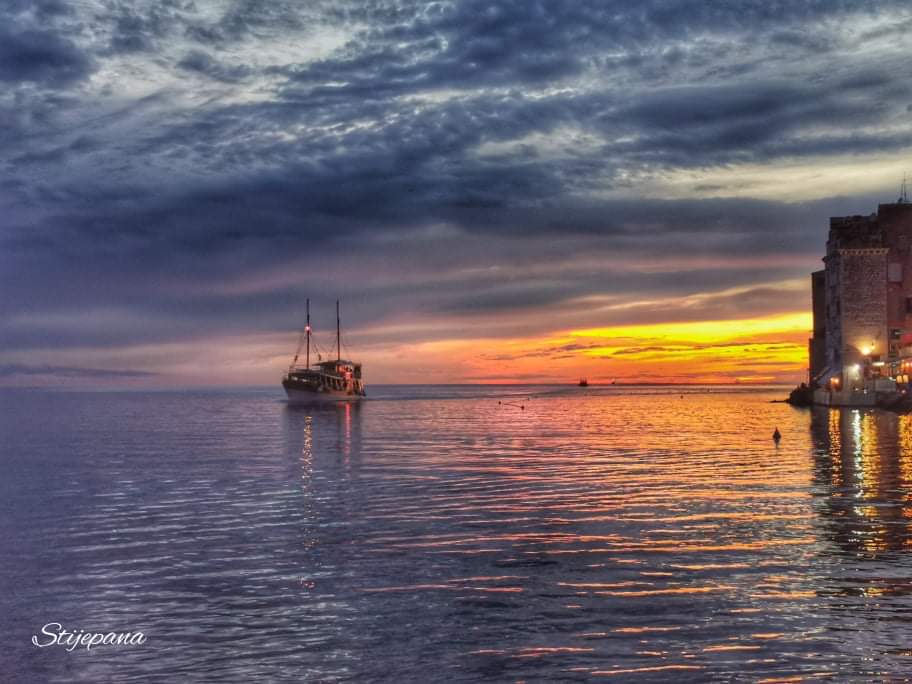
2,0 -> 912,386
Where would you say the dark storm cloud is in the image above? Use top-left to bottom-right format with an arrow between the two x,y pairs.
24,67 -> 897,254
431,268 -> 809,319
584,75 -> 912,170
176,50 -> 252,82
184,0 -> 317,44
287,0 -> 907,96
5,0 -> 71,17
0,176 -> 835,273
3,0 -> 912,380
98,0 -> 329,53
0,24 -> 93,86
106,3 -> 181,53
10,135 -> 102,167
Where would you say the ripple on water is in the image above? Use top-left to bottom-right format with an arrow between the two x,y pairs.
2,387 -> 912,681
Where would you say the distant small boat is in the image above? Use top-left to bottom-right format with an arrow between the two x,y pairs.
578,378 -> 588,387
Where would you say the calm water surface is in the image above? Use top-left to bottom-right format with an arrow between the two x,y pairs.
2,385 -> 912,681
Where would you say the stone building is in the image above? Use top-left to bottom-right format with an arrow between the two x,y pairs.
808,270 -> 826,378
810,199 -> 912,389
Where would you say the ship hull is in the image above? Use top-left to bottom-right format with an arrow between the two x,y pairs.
284,386 -> 364,404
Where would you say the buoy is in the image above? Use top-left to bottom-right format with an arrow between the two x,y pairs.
773,427 -> 781,442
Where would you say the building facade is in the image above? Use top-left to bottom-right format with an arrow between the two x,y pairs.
810,201 -> 912,390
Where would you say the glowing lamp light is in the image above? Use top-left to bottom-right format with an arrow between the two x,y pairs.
861,346 -> 872,356
305,325 -> 311,332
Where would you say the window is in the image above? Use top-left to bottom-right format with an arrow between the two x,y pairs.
906,297 -> 912,314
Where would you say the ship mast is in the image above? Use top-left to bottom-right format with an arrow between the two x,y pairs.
305,298 -> 310,368
290,298 -> 311,370
336,299 -> 341,362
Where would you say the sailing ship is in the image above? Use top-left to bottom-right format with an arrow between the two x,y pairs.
578,378 -> 588,387
282,299 -> 365,403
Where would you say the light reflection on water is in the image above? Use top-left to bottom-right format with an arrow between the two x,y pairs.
2,386 -> 912,681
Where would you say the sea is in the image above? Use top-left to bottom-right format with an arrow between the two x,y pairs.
2,385 -> 912,682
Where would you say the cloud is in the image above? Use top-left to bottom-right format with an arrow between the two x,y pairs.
285,1 -> 910,97
2,0 -> 912,384
176,50 -> 252,82
0,363 -> 156,379
0,25 -> 93,86
102,1 -> 197,54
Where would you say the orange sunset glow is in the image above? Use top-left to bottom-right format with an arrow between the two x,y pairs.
362,311 -> 812,385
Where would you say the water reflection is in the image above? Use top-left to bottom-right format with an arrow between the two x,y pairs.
810,407 -> 912,556
6,387 -> 912,681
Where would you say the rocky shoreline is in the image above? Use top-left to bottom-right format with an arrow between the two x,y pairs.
785,383 -> 814,407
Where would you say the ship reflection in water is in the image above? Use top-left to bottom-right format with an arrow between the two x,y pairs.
3,386 -> 912,681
